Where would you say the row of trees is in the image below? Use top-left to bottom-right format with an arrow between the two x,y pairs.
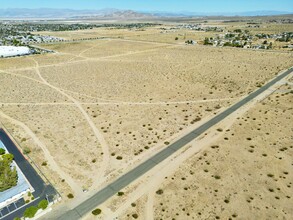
0,149 -> 18,192
23,199 -> 48,218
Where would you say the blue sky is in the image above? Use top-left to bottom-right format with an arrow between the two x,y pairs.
1,0 -> 292,12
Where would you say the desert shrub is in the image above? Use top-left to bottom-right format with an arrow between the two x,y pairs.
156,189 -> 164,195
117,192 -> 124,196
38,199 -> 48,210
92,208 -> 102,215
132,213 -> 138,219
23,147 -> 31,154
67,193 -> 74,199
23,206 -> 38,218
214,175 -> 221,179
116,156 -> 123,160
41,161 -> 47,166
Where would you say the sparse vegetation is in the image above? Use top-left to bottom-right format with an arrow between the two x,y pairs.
156,189 -> 164,195
92,208 -> 102,215
117,191 -> 124,196
1,19 -> 292,220
67,193 -> 74,199
23,147 -> 31,154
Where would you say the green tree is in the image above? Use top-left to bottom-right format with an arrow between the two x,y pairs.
0,148 -> 5,155
0,154 -> 18,192
2,153 -> 14,162
23,206 -> 39,218
12,38 -> 20,46
38,199 -> 48,210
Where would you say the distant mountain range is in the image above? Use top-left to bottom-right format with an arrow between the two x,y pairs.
145,10 -> 293,17
0,8 -> 292,19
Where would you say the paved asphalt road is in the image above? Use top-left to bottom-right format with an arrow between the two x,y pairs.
0,129 -> 57,220
55,67 -> 293,220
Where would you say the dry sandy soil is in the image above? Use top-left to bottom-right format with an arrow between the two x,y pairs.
36,26 -> 216,44
0,26 -> 292,215
84,73 -> 293,220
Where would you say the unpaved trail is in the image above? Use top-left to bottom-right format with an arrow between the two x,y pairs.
96,44 -> 179,60
1,67 -> 240,105
5,43 -> 180,73
0,110 -> 82,196
145,191 -> 155,220
63,41 -> 111,62
31,58 -> 110,185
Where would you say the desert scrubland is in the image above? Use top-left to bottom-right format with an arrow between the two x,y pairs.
114,79 -> 293,220
0,23 -> 292,218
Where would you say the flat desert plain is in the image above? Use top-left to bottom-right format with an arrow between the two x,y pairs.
84,69 -> 293,220
0,28 -> 292,218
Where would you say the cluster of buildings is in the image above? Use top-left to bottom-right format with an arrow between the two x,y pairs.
203,30 -> 292,49
179,24 -> 224,32
0,22 -> 161,46
255,32 -> 293,42
0,22 -> 66,46
1,22 -> 160,32
0,34 -> 63,46
167,24 -> 224,32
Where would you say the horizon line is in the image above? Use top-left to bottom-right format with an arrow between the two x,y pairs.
0,7 -> 292,13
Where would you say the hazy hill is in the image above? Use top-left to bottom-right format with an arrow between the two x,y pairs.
0,8 -> 123,18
